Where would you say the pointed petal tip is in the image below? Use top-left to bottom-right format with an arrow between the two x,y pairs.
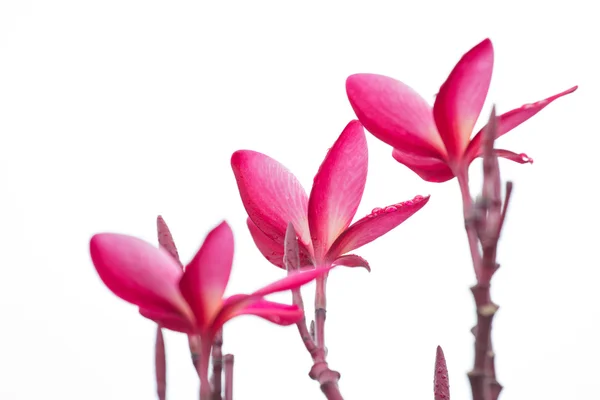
326,194 -> 430,257
332,254 -> 371,272
479,37 -> 493,48
308,119 -> 368,258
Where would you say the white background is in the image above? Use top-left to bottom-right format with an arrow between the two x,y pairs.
0,1 -> 597,399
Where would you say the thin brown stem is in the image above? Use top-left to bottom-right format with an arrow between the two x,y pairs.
224,354 -> 234,400
283,223 -> 342,399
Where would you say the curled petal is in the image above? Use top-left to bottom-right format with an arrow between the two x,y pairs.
327,195 -> 430,257
140,308 -> 196,334
247,218 -> 313,269
231,150 -> 312,250
391,148 -> 455,183
309,120 -> 368,260
434,38 -> 494,161
464,85 -> 578,163
346,73 -> 445,157
180,221 -> 234,330
251,265 -> 334,297
89,233 -> 190,317
332,254 -> 371,272
493,149 -> 533,164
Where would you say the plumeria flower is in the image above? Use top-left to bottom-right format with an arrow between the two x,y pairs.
231,120 -> 429,271
89,220 -> 331,343
346,38 -> 577,183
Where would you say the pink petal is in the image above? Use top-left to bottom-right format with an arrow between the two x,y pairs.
231,150 -> 312,251
179,221 -> 234,330
346,73 -> 446,157
156,215 -> 183,268
433,39 -> 494,161
247,218 -> 313,269
251,265 -> 334,297
391,148 -> 455,183
494,149 -> 533,164
140,308 -> 196,334
332,254 -> 371,271
464,86 -> 578,163
210,266 -> 331,333
226,298 -> 303,326
308,120 -> 368,261
326,195 -> 430,257
89,233 -> 190,316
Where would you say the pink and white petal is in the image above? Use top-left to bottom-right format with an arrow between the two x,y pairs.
392,148 -> 455,183
433,39 -> 494,161
346,73 -> 446,157
210,294 -> 249,333
251,265 -> 335,297
140,308 -> 196,334
464,86 -> 578,163
308,120 -> 368,261
247,218 -> 313,269
231,150 -> 312,250
90,233 -> 190,316
225,299 -> 303,326
332,254 -> 371,271
179,221 -> 234,330
210,295 -> 303,334
327,195 -> 430,257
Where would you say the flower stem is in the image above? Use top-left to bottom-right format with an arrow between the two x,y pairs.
224,354 -> 234,400
456,107 -> 505,400
199,340 -> 212,400
154,326 -> 166,400
283,223 -> 343,399
315,275 -> 327,350
211,330 -> 223,400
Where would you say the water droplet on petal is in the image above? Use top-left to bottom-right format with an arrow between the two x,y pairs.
384,206 -> 397,213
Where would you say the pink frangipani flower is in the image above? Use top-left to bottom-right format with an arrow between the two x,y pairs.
346,38 -> 577,183
231,120 -> 430,271
89,221 -> 331,339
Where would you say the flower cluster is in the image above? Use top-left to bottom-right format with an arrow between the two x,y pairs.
89,38 -> 576,400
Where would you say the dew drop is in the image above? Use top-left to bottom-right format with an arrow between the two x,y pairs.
384,205 -> 397,213
371,207 -> 383,215
413,195 -> 424,201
